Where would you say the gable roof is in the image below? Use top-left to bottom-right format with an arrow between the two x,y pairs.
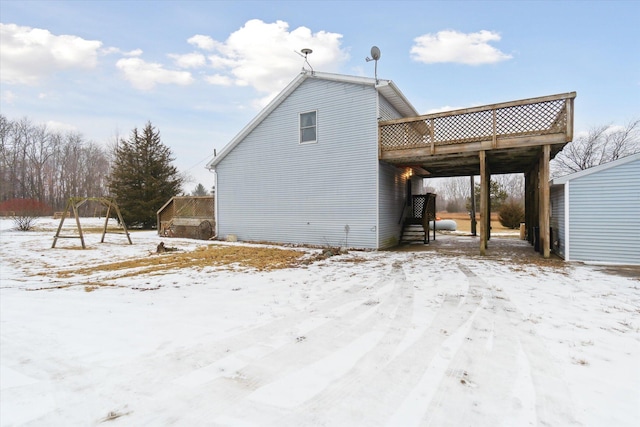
206,70 -> 419,169
551,152 -> 640,186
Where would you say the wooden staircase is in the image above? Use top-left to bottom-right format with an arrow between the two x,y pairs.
400,193 -> 437,244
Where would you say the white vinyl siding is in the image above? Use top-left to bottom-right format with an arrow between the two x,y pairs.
378,162 -> 406,248
566,157 -> 640,264
377,96 -> 406,248
378,95 -> 402,121
216,77 -> 380,248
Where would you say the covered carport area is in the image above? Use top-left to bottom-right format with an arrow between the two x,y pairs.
379,92 -> 576,258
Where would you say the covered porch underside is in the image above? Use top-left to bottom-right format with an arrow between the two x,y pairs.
379,91 -> 576,257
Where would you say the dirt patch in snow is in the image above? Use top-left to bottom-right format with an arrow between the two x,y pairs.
50,245 -> 309,279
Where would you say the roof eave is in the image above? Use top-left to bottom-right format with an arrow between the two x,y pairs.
376,80 -> 419,117
207,71 -> 309,170
551,152 -> 640,185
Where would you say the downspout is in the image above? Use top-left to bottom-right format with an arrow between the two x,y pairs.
209,168 -> 219,240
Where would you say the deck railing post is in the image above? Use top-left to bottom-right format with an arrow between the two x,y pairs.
492,108 -> 497,148
566,97 -> 574,142
429,118 -> 435,154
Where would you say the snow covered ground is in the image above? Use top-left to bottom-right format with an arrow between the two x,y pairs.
1,217 -> 639,426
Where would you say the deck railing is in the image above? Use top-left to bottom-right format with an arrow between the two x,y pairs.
379,92 -> 576,154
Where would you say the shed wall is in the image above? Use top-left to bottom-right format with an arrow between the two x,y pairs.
567,158 -> 640,264
216,78 -> 380,248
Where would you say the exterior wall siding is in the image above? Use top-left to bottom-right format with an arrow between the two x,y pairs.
378,162 -> 406,248
567,158 -> 640,264
216,78 -> 380,248
377,96 -> 406,248
550,185 -> 566,259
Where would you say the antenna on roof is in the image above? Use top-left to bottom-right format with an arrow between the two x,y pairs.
295,48 -> 314,74
365,46 -> 381,84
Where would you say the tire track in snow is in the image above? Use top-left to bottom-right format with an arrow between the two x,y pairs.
204,261 -> 412,424
109,261 -> 409,423
264,261 -> 485,426
416,264 -> 530,426
417,263 -> 578,427
266,260 -> 416,425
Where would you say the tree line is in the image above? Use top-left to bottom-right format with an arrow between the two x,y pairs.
0,115 -> 111,213
0,116 -> 204,228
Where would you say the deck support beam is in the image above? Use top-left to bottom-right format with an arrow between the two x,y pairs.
469,175 -> 477,236
479,150 -> 488,255
539,145 -> 551,258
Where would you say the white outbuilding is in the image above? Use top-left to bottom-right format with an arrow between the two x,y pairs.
550,153 -> 640,265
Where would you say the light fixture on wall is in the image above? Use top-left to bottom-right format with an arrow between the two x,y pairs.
406,167 -> 414,178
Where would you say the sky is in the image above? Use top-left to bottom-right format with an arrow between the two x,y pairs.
1,0 -> 639,191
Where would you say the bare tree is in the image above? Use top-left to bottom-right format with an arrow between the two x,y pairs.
552,118 -> 640,177
0,115 -> 111,211
425,177 -> 470,212
493,174 -> 524,202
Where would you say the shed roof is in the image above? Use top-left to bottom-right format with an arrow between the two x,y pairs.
551,152 -> 640,186
206,70 -> 418,169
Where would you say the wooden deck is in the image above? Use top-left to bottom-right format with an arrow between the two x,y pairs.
379,92 -> 576,177
379,92 -> 576,258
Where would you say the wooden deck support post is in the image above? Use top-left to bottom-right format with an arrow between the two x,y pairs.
539,145 -> 551,258
469,175 -> 477,236
486,166 -> 491,242
479,150 -> 488,255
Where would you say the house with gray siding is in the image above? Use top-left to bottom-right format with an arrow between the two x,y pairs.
550,153 -> 640,265
206,71 -> 422,249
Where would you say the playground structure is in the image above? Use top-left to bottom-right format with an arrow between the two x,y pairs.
51,197 -> 132,249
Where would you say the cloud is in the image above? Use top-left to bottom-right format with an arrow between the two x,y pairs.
170,52 -> 207,69
46,120 -> 78,133
115,58 -> 194,90
103,47 -> 143,57
1,90 -> 16,104
424,105 -> 466,114
0,23 -> 102,85
410,30 -> 512,65
197,19 -> 349,97
126,49 -> 143,57
188,35 -> 218,51
204,74 -> 233,86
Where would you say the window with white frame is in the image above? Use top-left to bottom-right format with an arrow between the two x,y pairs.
299,111 -> 317,144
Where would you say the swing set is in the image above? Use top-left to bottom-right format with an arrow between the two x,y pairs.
51,197 -> 132,249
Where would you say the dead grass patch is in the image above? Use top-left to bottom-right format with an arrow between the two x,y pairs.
53,245 -> 307,279
437,211 -> 515,234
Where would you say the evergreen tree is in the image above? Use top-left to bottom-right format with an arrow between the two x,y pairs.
108,122 -> 183,228
192,183 -> 208,196
468,179 -> 509,211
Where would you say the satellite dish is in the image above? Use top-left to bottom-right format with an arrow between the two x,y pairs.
370,46 -> 381,61
365,45 -> 381,84
296,48 -> 314,73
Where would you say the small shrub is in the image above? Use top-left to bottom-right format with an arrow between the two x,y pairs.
498,200 -> 524,229
1,198 -> 51,231
12,214 -> 39,231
